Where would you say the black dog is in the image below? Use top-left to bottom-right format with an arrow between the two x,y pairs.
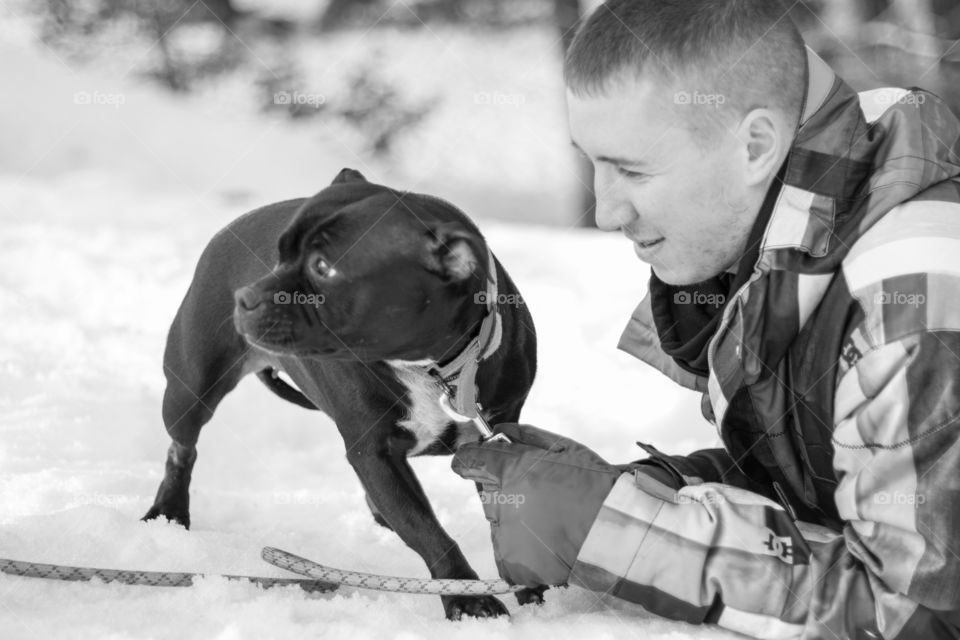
143,169 -> 537,619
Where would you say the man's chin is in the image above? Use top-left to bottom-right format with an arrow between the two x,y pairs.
651,264 -> 726,287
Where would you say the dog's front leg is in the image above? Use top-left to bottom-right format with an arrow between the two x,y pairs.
346,448 -> 509,620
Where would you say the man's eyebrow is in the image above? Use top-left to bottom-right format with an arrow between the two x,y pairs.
569,141 -> 647,166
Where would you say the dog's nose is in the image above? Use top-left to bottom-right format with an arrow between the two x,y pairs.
235,286 -> 263,311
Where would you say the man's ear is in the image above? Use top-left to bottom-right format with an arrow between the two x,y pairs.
331,168 -> 367,185
737,108 -> 790,188
426,223 -> 483,282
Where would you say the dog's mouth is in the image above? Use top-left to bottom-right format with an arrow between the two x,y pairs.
242,324 -> 341,357
237,314 -> 341,357
233,295 -> 334,356
249,339 -> 340,358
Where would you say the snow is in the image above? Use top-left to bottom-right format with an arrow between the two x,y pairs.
0,23 -> 736,640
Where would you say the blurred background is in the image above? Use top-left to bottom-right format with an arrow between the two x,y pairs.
1,0 -> 959,228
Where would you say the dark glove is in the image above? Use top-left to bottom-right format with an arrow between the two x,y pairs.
451,423 -> 624,588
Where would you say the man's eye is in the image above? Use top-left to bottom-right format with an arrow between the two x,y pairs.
617,166 -> 646,179
314,257 -> 337,277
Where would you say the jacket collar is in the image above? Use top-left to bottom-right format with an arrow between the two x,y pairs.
800,47 -> 836,127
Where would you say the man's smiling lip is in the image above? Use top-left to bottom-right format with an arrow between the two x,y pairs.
633,237 -> 663,248
624,230 -> 663,247
630,236 -> 665,259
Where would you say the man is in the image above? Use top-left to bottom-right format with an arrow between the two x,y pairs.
451,0 -> 960,638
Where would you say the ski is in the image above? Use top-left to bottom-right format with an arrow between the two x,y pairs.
0,557 -> 337,593
261,546 -> 521,595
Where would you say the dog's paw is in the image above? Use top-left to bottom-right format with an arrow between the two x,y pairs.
442,595 -> 509,620
141,505 -> 191,530
515,585 -> 548,606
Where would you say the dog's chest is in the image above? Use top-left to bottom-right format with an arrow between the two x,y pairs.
387,360 -> 478,455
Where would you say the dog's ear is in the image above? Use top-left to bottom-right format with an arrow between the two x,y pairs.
426,222 -> 483,282
331,168 -> 367,185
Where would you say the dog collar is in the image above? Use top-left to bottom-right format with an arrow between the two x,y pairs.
428,248 -> 502,421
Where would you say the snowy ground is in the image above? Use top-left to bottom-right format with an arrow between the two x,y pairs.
0,22 -> 737,640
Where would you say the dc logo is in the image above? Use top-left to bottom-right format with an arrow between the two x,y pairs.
840,340 -> 862,368
763,532 -> 794,564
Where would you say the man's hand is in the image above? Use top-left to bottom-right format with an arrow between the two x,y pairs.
451,423 -> 624,588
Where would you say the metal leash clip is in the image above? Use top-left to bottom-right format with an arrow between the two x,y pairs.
430,370 -> 511,444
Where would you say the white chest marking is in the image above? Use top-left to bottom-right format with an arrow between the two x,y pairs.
386,359 -> 454,455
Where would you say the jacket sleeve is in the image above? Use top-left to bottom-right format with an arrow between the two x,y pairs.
571,330 -> 960,639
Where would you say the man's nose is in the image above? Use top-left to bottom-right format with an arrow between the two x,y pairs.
593,170 -> 636,231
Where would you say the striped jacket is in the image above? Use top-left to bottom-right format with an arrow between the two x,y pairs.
571,49 -> 960,639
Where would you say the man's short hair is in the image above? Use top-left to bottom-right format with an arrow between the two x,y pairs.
564,0 -> 807,144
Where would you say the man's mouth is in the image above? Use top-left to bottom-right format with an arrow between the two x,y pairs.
632,236 -> 665,258
634,237 -> 664,249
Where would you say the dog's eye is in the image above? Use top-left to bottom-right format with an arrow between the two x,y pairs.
313,257 -> 337,277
